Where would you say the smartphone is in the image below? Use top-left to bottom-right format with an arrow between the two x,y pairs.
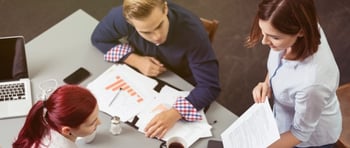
207,140 -> 223,148
63,67 -> 90,84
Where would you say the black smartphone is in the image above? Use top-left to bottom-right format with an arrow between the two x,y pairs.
63,67 -> 90,84
207,140 -> 223,148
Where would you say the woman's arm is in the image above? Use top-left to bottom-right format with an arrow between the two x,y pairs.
268,131 -> 301,148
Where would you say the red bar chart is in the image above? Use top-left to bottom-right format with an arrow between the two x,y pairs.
105,76 -> 144,103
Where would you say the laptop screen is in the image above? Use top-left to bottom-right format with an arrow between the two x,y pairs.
0,36 -> 29,81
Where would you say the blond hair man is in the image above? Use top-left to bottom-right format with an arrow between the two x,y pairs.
91,0 -> 220,138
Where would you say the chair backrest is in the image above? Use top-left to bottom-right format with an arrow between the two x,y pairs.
200,17 -> 219,43
336,83 -> 350,148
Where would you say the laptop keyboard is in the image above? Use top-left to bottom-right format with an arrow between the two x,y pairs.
0,82 -> 26,102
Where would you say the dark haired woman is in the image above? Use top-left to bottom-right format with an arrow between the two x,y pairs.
247,0 -> 341,147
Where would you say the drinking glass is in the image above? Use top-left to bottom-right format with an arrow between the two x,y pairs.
37,79 -> 58,100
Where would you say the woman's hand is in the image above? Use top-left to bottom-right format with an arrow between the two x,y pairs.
252,81 -> 270,103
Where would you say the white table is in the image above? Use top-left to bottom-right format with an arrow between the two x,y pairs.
0,9 -> 237,148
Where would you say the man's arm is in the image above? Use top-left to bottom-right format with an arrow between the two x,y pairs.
185,43 -> 221,110
91,7 -> 167,76
91,7 -> 130,54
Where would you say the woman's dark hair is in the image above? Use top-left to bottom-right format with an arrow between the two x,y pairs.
246,0 -> 320,60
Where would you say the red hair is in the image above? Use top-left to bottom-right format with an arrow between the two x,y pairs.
13,85 -> 97,148
246,0 -> 320,60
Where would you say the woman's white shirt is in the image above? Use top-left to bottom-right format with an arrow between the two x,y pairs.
37,129 -> 77,148
267,27 -> 342,147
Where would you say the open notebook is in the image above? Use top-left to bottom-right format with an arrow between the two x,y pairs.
0,36 -> 33,119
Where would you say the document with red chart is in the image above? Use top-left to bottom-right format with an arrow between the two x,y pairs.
87,64 -> 158,122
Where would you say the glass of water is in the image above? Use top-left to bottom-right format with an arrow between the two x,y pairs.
37,79 -> 58,100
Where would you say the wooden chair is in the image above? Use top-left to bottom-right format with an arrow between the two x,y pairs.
336,83 -> 350,148
200,17 -> 219,43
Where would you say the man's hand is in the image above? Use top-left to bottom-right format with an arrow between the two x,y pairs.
124,53 -> 166,77
144,108 -> 182,139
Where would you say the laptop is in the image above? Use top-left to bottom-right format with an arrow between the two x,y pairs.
0,36 -> 33,119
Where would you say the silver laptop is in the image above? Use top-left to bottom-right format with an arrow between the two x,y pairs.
0,36 -> 33,119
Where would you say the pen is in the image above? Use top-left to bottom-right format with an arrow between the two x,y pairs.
109,88 -> 122,106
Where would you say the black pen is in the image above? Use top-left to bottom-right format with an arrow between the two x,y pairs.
109,88 -> 122,106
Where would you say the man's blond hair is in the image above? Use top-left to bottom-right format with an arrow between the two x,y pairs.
123,0 -> 166,20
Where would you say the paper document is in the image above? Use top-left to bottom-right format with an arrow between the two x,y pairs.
87,64 -> 158,121
87,64 -> 213,147
136,85 -> 212,147
221,100 -> 280,148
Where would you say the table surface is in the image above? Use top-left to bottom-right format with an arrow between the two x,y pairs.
0,9 -> 237,148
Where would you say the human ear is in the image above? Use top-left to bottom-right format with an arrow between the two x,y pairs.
163,1 -> 168,14
61,126 -> 73,136
297,29 -> 304,37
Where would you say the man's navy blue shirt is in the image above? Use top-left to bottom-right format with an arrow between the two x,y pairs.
91,1 -> 221,110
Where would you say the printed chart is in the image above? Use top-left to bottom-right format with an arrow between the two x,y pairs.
105,76 -> 144,103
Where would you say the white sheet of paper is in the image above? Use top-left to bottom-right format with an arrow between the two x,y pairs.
221,100 -> 280,148
136,85 -> 212,147
87,64 -> 158,121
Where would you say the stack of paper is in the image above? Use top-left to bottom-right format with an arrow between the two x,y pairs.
87,64 -> 212,147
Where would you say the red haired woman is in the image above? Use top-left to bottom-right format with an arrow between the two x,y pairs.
13,85 -> 101,148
